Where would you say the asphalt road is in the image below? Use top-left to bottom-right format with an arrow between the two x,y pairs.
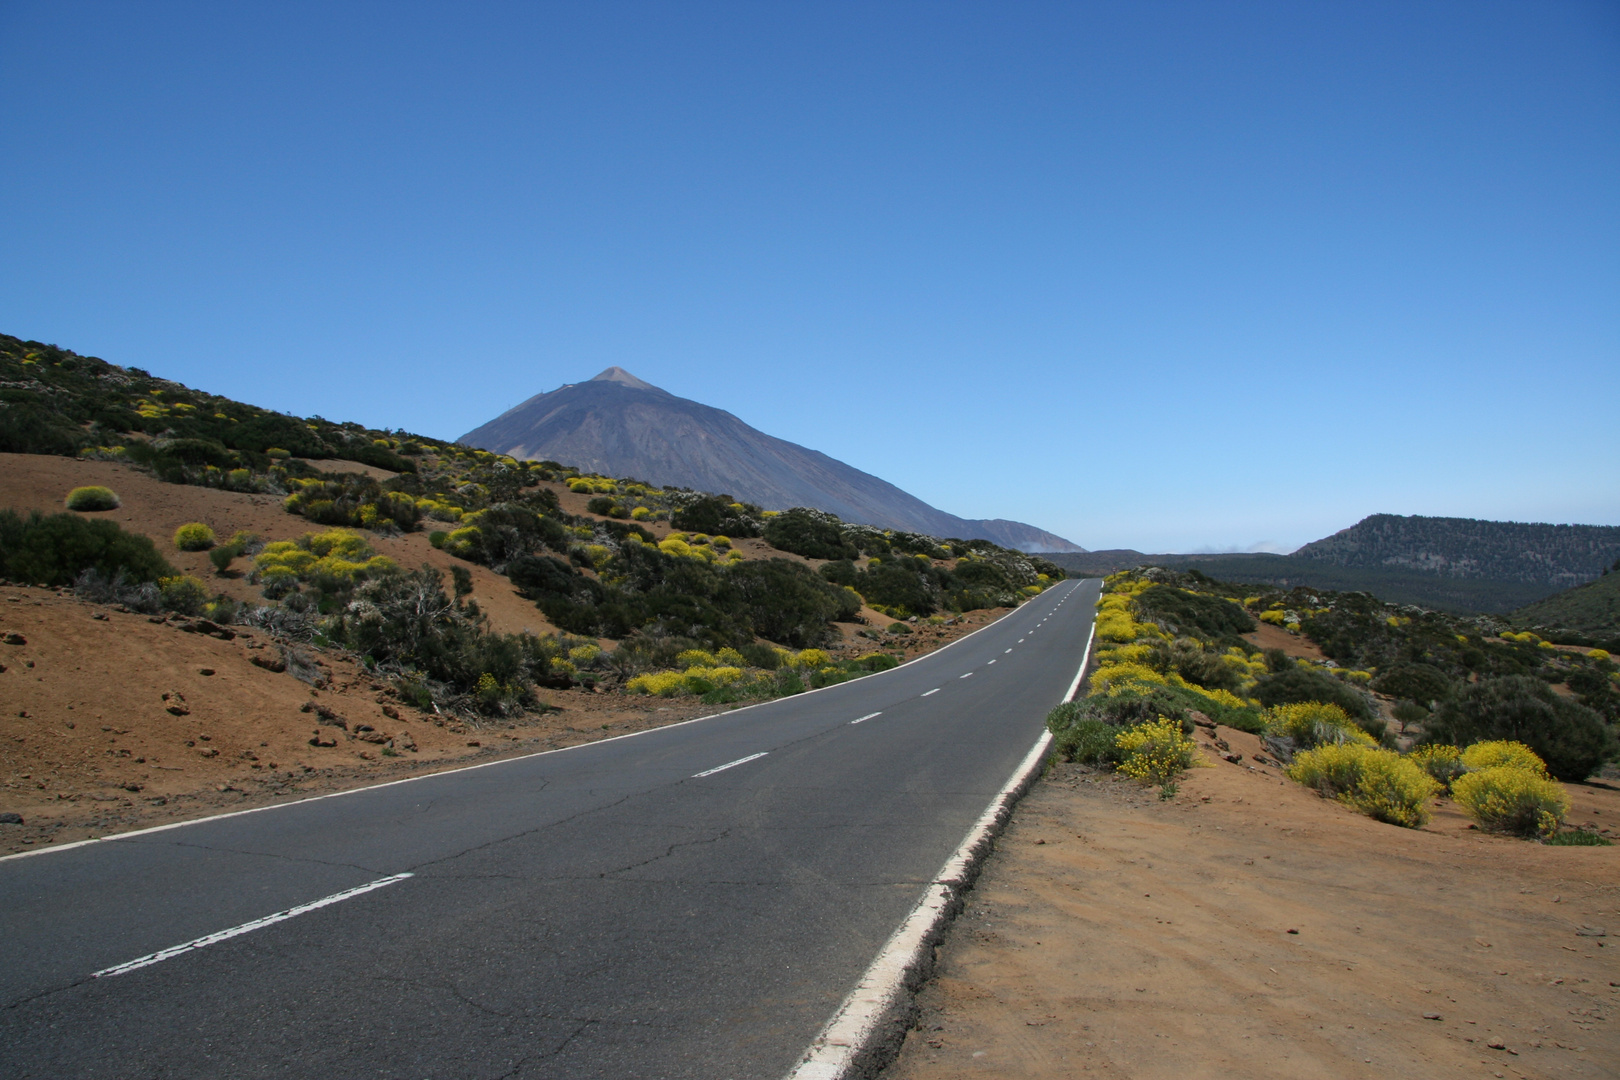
0,577 -> 1100,1079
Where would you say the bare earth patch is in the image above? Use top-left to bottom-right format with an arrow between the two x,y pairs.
885,727 -> 1620,1080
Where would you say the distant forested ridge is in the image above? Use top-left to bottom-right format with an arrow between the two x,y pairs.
1295,514 -> 1620,588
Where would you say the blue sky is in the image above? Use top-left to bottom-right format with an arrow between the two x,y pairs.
2,2 -> 1616,553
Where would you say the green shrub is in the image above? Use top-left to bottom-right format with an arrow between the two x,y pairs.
158,575 -> 209,615
0,509 -> 173,586
65,486 -> 120,511
763,507 -> 857,560
1544,829 -> 1611,846
1427,676 -> 1616,781
428,530 -> 449,549
1134,584 -> 1256,639
1287,743 -> 1437,828
1254,666 -> 1376,725
174,522 -> 216,551
670,495 -> 761,538
1048,706 -> 1118,765
208,546 -> 236,574
1264,701 -> 1375,749
1407,744 -> 1465,790
1372,663 -> 1455,705
1452,765 -> 1569,837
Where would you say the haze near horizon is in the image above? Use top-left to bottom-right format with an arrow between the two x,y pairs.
1,2 -> 1615,553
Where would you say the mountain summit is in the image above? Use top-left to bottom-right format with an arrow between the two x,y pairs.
459,373 -> 1083,552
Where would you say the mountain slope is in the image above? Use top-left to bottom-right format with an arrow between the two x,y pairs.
1295,513 -> 1620,588
1511,568 -> 1620,634
459,369 -> 1084,552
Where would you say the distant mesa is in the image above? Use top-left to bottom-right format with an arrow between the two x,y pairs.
459,368 -> 1084,553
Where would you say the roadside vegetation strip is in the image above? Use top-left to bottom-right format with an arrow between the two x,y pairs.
92,873 -> 414,978
786,590 -> 1099,1080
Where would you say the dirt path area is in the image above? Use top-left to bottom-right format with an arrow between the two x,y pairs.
884,726 -> 1620,1080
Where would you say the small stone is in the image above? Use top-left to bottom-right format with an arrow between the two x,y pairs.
198,668 -> 214,676
381,704 -> 400,721
308,730 -> 337,748
1222,752 -> 1243,764
1034,838 -> 1046,845
166,704 -> 190,716
1423,1013 -> 1443,1021
467,739 -> 481,747
1287,928 -> 1300,935
0,812 -> 23,825
3,632 -> 25,645
1575,926 -> 1607,937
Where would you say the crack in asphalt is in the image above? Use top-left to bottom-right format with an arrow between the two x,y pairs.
120,837 -> 391,877
600,829 -> 731,877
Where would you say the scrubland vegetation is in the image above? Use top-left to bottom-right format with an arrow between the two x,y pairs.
0,333 -> 1065,724
1049,567 -> 1618,842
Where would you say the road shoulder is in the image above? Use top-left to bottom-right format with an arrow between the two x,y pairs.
882,727 -> 1620,1079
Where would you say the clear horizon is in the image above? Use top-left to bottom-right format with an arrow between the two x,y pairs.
3,2 -> 1616,552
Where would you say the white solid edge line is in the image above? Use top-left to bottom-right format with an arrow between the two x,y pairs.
785,582 -> 1099,1080
92,872 -> 413,978
691,752 -> 768,778
2,579 -> 1087,866
850,713 -> 881,725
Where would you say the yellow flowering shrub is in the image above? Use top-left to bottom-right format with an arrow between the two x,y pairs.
1089,662 -> 1168,695
1459,740 -> 1547,776
174,522 -> 217,551
676,649 -> 717,668
1288,743 -> 1438,827
630,507 -> 653,521
568,644 -> 601,665
793,649 -> 832,669
659,537 -> 695,559
716,647 -> 747,666
65,485 -> 121,511
1114,719 -> 1199,785
445,527 -> 481,558
627,671 -> 687,696
1452,766 -> 1569,837
684,665 -> 744,687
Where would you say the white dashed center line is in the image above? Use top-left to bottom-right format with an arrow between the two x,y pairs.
921,688 -> 939,697
987,659 -> 996,665
959,672 -> 973,679
850,712 -> 881,725
1004,648 -> 1013,654
93,873 -> 415,978
693,752 -> 768,778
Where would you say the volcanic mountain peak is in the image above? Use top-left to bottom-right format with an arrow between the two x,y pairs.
588,366 -> 659,391
460,374 -> 1084,553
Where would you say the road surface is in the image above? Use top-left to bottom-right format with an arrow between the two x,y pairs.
0,577 -> 1100,1078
